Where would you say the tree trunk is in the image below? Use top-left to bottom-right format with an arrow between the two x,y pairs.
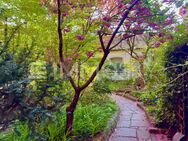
65,89 -> 80,135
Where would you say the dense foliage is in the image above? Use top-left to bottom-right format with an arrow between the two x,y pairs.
0,0 -> 187,139
0,90 -> 117,141
127,20 -> 188,128
155,21 -> 188,127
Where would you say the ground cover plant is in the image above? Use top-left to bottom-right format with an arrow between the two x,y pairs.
0,89 -> 117,141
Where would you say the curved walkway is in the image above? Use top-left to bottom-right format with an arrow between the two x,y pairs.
109,94 -> 163,141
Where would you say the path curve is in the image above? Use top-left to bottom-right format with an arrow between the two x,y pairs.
109,94 -> 158,141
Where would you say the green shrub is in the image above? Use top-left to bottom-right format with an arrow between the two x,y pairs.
73,101 -> 117,140
1,111 -> 66,141
141,91 -> 158,105
0,54 -> 31,129
108,79 -> 134,91
80,89 -> 111,106
104,62 -> 125,74
155,95 -> 176,128
93,78 -> 111,94
1,95 -> 117,141
0,122 -> 30,141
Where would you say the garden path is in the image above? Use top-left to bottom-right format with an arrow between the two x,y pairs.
109,94 -> 170,141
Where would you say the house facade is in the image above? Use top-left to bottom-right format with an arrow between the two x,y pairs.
101,36 -> 147,80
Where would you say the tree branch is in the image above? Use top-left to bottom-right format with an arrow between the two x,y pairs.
98,31 -> 106,52
110,35 -> 135,50
57,0 -> 77,90
106,0 -> 140,50
80,0 -> 140,91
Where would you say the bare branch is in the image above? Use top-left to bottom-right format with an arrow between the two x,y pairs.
57,0 -> 77,90
109,38 -> 124,50
98,31 -> 106,52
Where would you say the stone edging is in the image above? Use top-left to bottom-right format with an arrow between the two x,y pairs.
115,92 -> 138,101
93,104 -> 120,141
123,94 -> 138,102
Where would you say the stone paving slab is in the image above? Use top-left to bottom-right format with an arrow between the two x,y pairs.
132,113 -> 147,119
109,95 -> 158,141
109,136 -> 138,141
119,115 -> 132,121
131,120 -> 150,127
116,120 -> 131,128
112,127 -> 137,137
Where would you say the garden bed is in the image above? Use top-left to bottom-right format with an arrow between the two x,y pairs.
0,94 -> 118,141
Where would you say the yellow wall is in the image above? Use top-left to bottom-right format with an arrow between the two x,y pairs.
107,50 -> 131,64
